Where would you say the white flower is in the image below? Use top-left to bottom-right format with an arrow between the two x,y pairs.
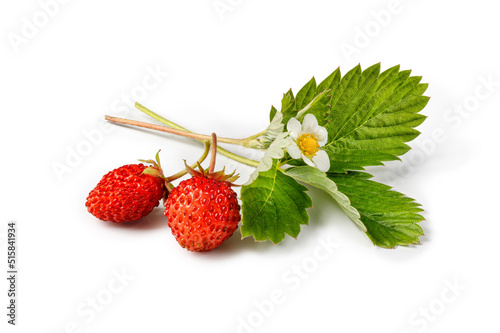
286,114 -> 330,172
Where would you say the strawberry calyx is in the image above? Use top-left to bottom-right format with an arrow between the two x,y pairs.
139,150 -> 165,178
139,150 -> 174,195
184,161 -> 240,185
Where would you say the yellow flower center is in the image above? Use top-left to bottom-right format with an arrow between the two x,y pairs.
298,133 -> 319,158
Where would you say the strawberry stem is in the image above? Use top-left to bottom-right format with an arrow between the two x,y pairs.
209,133 -> 217,174
105,116 -> 226,142
135,102 -> 186,132
108,105 -> 261,168
105,115 -> 261,155
134,103 -> 261,168
165,140 -> 211,182
135,102 -> 265,149
135,102 -> 266,149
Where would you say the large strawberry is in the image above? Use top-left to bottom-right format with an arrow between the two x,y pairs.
165,133 -> 241,252
165,163 -> 241,252
86,153 -> 167,223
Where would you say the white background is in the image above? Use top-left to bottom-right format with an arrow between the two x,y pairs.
1,0 -> 499,332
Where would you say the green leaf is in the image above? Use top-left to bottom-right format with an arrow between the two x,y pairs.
241,162 -> 312,243
281,89 -> 295,114
296,88 -> 331,121
295,77 -> 317,110
280,76 -> 332,126
328,172 -> 424,248
285,166 -> 366,231
323,64 -> 429,172
317,67 -> 341,94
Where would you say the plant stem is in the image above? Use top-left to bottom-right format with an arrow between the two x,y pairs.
217,149 -> 259,167
209,133 -> 217,174
105,115 -> 259,167
106,116 -> 244,145
134,103 -> 261,168
135,102 -> 263,148
165,140 -> 211,182
135,102 -> 187,131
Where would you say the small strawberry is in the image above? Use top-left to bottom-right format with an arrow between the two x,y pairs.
165,163 -> 241,252
86,153 -> 167,223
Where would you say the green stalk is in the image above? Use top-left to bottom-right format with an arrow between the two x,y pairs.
135,102 -> 260,168
165,140 -> 211,182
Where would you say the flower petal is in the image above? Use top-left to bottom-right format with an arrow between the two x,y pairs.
315,126 -> 328,146
312,150 -> 330,172
286,117 -> 302,140
286,139 -> 302,159
302,154 -> 315,167
301,114 -> 318,134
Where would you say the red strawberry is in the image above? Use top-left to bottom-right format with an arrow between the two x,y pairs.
86,156 -> 166,223
165,164 -> 241,252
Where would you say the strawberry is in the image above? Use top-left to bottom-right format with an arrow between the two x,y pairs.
86,154 -> 167,223
165,163 -> 241,252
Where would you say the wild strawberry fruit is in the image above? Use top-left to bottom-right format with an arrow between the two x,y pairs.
86,154 -> 166,223
165,164 -> 241,252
